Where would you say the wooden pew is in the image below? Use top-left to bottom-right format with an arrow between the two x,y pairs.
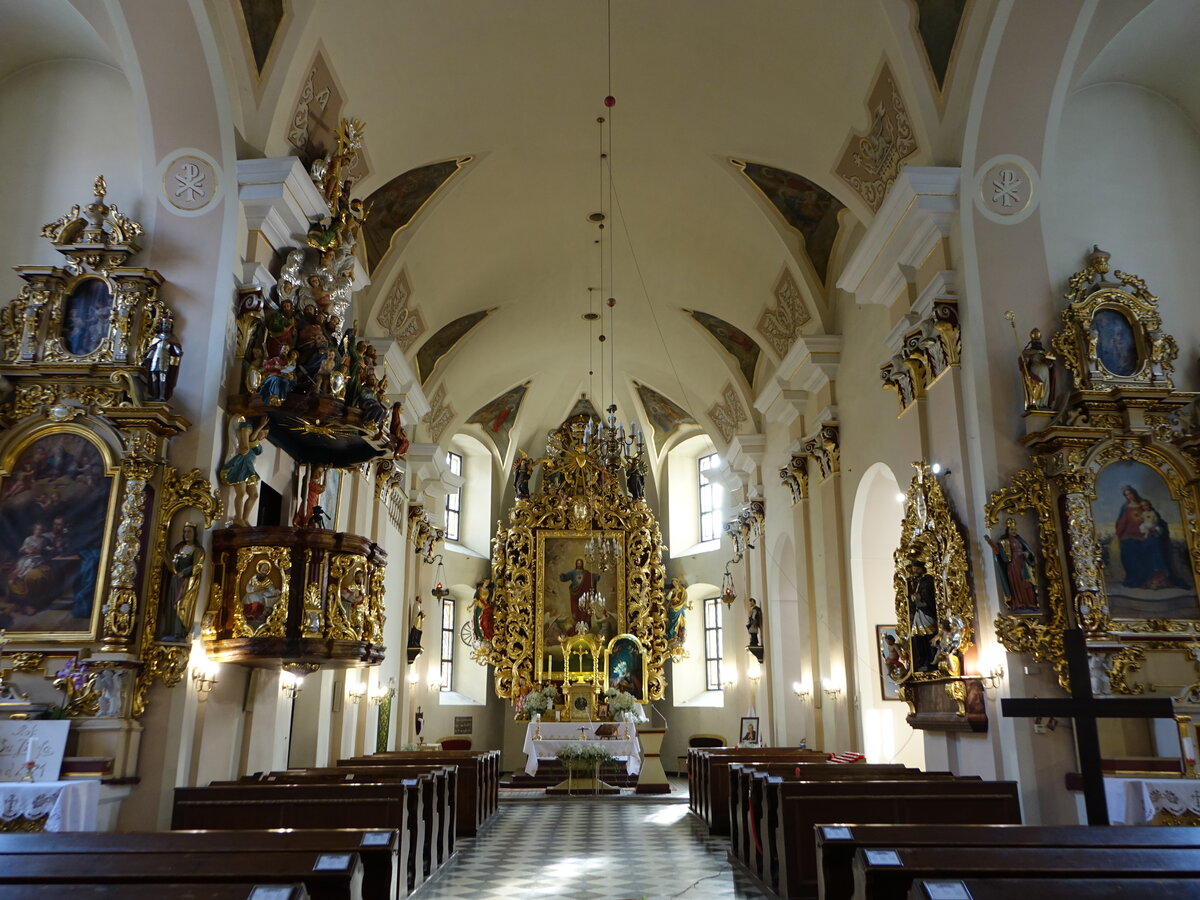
816,823 -> 1200,900
766,777 -> 1021,900
0,851 -> 361,900
252,767 -> 457,864
853,846 -> 1200,900
0,884 -> 310,900
907,876 -> 1200,900
341,750 -> 499,834
173,781 -> 428,893
727,764 -> 948,879
0,830 -> 398,900
689,748 -> 828,833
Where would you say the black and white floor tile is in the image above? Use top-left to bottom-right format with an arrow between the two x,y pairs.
414,797 -> 769,900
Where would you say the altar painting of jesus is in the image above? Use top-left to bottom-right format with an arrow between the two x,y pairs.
537,532 -> 625,672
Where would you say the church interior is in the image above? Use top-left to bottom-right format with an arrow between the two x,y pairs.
4,0 -> 1200,896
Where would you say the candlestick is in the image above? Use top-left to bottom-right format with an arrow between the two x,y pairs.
23,737 -> 33,765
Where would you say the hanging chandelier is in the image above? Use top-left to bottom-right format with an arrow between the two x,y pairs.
721,563 -> 738,607
430,554 -> 450,600
585,530 -> 620,573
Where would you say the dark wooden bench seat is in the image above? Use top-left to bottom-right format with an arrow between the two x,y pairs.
817,823 -> 1200,900
173,781 -> 429,892
0,851 -> 361,900
766,778 -> 1022,899
724,763 -> 940,873
341,750 -> 499,832
907,876 -> 1200,900
0,829 -> 398,900
0,884 -> 309,900
854,846 -> 1200,900
689,748 -> 829,833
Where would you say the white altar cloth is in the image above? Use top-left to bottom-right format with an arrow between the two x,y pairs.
0,780 -> 100,831
522,722 -> 641,776
1104,777 -> 1200,824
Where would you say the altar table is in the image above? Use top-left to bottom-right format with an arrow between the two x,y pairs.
1104,777 -> 1200,825
0,780 -> 100,832
522,722 -> 642,776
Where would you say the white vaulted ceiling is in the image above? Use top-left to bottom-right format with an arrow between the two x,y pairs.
256,0 -> 953,457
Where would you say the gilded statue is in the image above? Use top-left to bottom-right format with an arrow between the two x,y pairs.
1018,328 -> 1056,411
159,522 -> 205,641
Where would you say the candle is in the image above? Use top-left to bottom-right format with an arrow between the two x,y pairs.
24,737 -> 33,765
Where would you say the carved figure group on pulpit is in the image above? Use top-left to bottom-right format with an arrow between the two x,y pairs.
242,560 -> 281,626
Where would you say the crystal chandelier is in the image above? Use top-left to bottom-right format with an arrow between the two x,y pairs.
585,531 -> 620,573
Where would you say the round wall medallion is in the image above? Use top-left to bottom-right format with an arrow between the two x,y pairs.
162,153 -> 218,213
974,155 -> 1039,224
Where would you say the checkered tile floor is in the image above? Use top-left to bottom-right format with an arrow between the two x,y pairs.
413,798 -> 769,899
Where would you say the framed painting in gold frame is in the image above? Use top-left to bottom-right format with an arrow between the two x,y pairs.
534,530 -> 626,682
0,424 -> 119,641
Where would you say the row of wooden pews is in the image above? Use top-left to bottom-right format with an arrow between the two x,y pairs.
691,745 -> 1200,899
0,748 -> 498,899
173,748 -> 499,896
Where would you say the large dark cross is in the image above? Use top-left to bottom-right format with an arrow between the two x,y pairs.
1001,628 -> 1176,825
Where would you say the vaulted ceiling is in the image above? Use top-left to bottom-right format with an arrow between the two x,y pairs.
235,0 -> 977,461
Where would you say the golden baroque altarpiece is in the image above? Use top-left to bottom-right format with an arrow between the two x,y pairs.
0,177 -> 221,743
988,248 -> 1200,701
473,416 -> 673,704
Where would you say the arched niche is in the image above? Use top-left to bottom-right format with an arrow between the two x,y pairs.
849,462 -> 924,768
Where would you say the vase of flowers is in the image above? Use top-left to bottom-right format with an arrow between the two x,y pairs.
604,687 -> 647,723
517,683 -> 559,720
557,741 -> 614,773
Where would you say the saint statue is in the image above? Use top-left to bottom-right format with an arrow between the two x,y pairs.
1018,328 -> 1057,411
218,417 -> 270,527
984,519 -> 1040,612
159,522 -> 204,641
905,557 -> 937,672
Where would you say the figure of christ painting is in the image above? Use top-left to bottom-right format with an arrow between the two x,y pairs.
1092,308 -> 1139,377
607,635 -> 645,701
1093,459 -> 1197,619
537,533 -> 624,675
62,278 -> 113,357
0,431 -> 113,637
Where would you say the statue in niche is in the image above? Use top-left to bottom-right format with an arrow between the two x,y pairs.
471,580 -> 494,644
512,450 -> 533,499
746,596 -> 762,648
905,556 -> 938,672
665,578 -> 689,646
159,522 -> 205,641
407,595 -> 425,655
142,314 -> 183,402
984,519 -> 1040,613
1018,328 -> 1057,411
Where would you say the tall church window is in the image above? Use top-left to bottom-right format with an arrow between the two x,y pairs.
698,453 -> 721,543
704,596 -> 723,691
439,597 -> 455,691
445,451 -> 462,542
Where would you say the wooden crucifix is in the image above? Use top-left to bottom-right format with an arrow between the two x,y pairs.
1001,628 -> 1175,825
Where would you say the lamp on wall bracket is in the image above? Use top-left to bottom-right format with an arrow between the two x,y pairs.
431,554 -> 450,600
191,660 -> 218,696
347,678 -> 367,704
822,677 -> 842,702
720,563 -> 738,607
792,680 -> 811,702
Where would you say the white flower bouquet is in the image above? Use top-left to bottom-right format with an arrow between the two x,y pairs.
557,741 -> 614,771
604,687 -> 648,722
519,683 -> 559,719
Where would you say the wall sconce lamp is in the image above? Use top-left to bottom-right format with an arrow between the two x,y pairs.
373,677 -> 397,704
191,660 -> 218,696
406,667 -> 420,688
428,674 -> 444,693
347,679 -> 367,704
280,669 -> 304,700
747,659 -> 762,688
792,681 -> 811,702
822,677 -> 842,702
980,663 -> 1005,690
722,669 -> 737,691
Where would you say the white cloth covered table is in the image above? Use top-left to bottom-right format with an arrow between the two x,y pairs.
1104,776 -> 1200,824
0,780 -> 100,831
522,721 -> 641,776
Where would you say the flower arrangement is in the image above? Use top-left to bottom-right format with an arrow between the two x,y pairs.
557,741 -> 614,770
604,687 -> 647,722
516,683 -> 559,719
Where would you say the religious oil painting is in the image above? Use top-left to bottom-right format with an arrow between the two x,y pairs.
1091,308 -> 1139,377
606,634 -> 646,701
876,624 -> 903,701
536,532 -> 625,667
467,383 -> 529,460
0,430 -> 115,639
1093,460 -> 1198,620
62,278 -> 113,356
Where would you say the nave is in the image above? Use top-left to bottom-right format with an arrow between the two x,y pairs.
414,795 -> 767,900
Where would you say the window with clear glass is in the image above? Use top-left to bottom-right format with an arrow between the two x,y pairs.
704,596 -> 723,691
445,451 -> 462,542
698,453 -> 721,543
440,597 -> 455,691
